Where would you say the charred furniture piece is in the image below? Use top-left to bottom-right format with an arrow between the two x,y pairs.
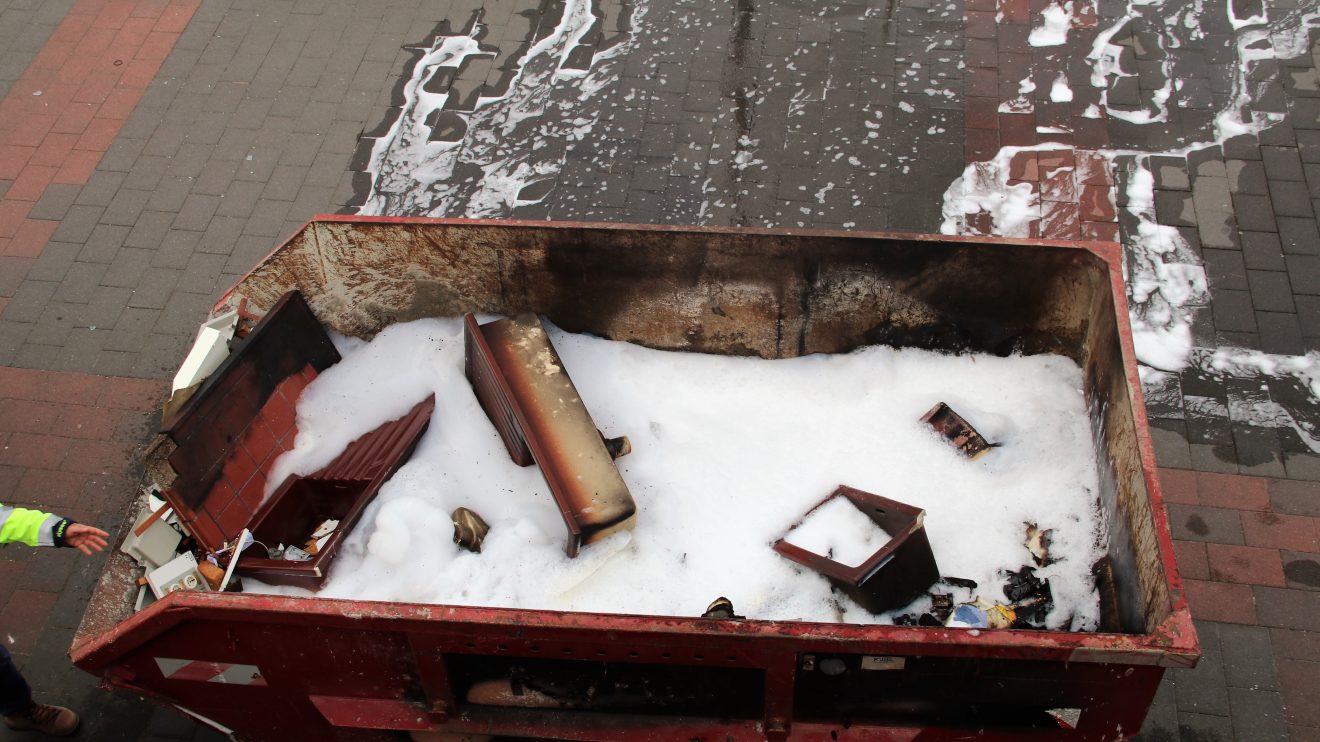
774,485 -> 941,613
464,313 -> 636,557
157,290 -> 434,589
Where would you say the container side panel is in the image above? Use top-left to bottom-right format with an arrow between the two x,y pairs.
1081,262 -> 1172,634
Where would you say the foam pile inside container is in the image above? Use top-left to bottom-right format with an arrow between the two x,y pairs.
250,317 -> 1108,630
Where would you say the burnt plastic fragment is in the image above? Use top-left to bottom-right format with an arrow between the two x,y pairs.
599,431 -> 632,460
930,593 -> 954,623
1004,565 -> 1054,627
702,596 -> 743,619
452,507 -> 491,553
920,402 -> 994,458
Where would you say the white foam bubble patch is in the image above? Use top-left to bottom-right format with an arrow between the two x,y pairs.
1029,1 -> 1075,46
359,0 -> 641,217
943,0 -> 1320,423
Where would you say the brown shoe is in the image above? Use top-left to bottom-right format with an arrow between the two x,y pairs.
3,702 -> 80,736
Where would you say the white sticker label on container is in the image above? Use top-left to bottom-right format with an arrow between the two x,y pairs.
859,655 -> 906,671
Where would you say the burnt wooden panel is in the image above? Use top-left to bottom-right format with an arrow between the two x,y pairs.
162,291 -> 340,550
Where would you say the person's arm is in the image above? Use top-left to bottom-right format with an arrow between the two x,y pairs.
0,505 -> 108,555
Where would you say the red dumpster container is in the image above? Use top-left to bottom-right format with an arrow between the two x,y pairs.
72,218 -> 1197,741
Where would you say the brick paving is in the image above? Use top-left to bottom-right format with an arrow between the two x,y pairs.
0,0 -> 1316,738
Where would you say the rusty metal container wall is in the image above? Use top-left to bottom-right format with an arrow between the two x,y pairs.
72,217 -> 1197,741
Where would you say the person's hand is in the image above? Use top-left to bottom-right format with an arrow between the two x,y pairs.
65,524 -> 109,556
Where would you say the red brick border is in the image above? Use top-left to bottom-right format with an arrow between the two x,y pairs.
0,0 -> 200,261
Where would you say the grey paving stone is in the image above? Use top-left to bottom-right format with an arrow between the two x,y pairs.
1233,426 -> 1287,477
1262,145 -> 1306,181
214,179 -> 266,218
3,280 -> 58,324
81,285 -> 132,331
1300,129 -> 1320,163
51,262 -> 107,305
120,155 -> 171,192
24,241 -> 80,284
176,253 -> 228,295
172,194 -> 221,232
27,183 -> 82,222
1290,98 -> 1320,129
1228,687 -> 1288,741
152,291 -> 215,336
1240,231 -> 1287,270
1247,270 -> 1295,312
1137,671 -> 1179,739
48,205 -> 103,245
1151,423 -> 1193,468
262,164 -> 306,201
1269,178 -> 1316,218
1228,159 -> 1269,195
126,268 -> 182,310
1254,586 -> 1320,631
1284,452 -> 1320,480
147,706 -> 198,739
132,332 -> 190,379
146,175 -> 193,213
12,341 -> 62,369
193,160 -> 239,196
1176,622 -> 1230,714
26,301 -> 80,346
1286,255 -> 1320,294
189,216 -> 243,257
1190,443 -> 1240,473
151,230 -> 203,270
1195,174 -> 1234,213
1297,295 -> 1320,337
244,199 -> 295,236
1211,288 -> 1258,331
98,136 -> 149,173
1282,551 -> 1320,591
1256,311 -> 1305,355
102,306 -> 162,352
1277,216 -> 1320,254
1167,504 -> 1245,544
1218,623 -> 1280,691
1198,210 -> 1240,249
0,257 -> 32,298
1232,193 -> 1278,232
76,225 -> 129,265
1203,249 -> 1249,291
124,210 -> 177,250
101,248 -> 156,288
100,188 -> 152,227
1157,189 -> 1198,226
1305,163 -> 1320,197
72,170 -> 125,208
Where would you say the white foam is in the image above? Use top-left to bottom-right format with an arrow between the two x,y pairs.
251,318 -> 1107,631
1030,1 -> 1074,46
1050,71 -> 1074,102
783,496 -> 893,568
